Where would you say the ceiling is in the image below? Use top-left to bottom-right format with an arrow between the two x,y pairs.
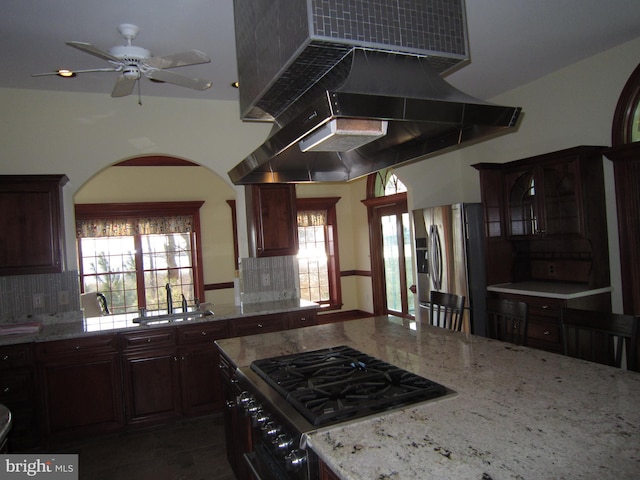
2,0 -> 640,104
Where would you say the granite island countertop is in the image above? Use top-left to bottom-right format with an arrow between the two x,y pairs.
215,316 -> 640,480
0,298 -> 318,346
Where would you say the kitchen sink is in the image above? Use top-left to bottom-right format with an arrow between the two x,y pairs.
133,310 -> 214,326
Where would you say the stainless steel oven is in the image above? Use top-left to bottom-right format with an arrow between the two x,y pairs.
233,345 -> 453,480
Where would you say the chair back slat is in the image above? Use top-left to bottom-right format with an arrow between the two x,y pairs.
560,307 -> 639,372
486,298 -> 529,346
429,291 -> 465,332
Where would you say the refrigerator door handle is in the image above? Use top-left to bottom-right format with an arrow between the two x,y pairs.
429,225 -> 443,291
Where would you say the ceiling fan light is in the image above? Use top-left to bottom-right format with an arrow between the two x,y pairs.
57,69 -> 76,77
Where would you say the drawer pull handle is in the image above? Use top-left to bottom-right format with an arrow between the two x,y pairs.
544,331 -> 551,335
258,323 -> 263,328
542,305 -> 550,309
3,387 -> 10,393
201,331 -> 207,336
300,317 -> 306,322
2,355 -> 9,361
75,346 -> 80,350
147,338 -> 151,343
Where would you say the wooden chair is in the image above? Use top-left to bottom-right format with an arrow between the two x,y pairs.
486,297 -> 529,345
560,307 -> 639,372
429,291 -> 465,332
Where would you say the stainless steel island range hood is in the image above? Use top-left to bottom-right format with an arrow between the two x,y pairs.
228,0 -> 522,185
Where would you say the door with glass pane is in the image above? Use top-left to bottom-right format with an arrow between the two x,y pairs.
378,204 -> 415,317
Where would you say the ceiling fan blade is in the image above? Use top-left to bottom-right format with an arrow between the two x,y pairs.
32,67 -> 119,77
66,41 -> 121,63
145,50 -> 211,69
145,69 -> 212,90
111,76 -> 137,97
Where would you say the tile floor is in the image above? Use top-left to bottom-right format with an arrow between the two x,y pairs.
28,414 -> 235,480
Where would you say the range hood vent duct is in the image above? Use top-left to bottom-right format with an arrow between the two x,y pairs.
229,1 -> 521,184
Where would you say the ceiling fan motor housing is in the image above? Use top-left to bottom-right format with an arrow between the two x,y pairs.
109,45 -> 151,63
122,66 -> 141,79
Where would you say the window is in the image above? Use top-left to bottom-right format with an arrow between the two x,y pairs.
75,202 -> 204,314
296,197 -> 342,309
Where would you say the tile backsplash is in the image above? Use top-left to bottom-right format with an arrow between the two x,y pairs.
0,270 -> 81,321
239,255 -> 300,304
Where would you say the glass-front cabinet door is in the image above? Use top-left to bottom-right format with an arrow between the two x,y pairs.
541,159 -> 582,236
505,169 -> 538,237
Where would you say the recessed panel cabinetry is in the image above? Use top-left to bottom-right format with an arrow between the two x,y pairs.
0,175 -> 68,275
474,146 -> 610,288
246,184 -> 298,257
36,334 -> 124,441
0,343 -> 37,449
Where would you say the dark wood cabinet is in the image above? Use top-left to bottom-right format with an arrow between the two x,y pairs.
120,328 -> 181,426
474,146 -> 610,288
36,334 -> 124,441
246,184 -> 298,257
606,143 -> 640,316
0,175 -> 68,275
230,312 -> 289,337
488,291 -> 612,352
0,343 -> 37,449
219,351 -> 254,480
177,320 -> 229,416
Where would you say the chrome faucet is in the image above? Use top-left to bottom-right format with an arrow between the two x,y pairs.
166,283 -> 173,314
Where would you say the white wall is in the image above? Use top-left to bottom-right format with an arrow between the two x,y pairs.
396,36 -> 640,312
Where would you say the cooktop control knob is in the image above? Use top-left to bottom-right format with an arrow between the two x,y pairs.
273,433 -> 293,453
285,449 -> 307,471
244,400 -> 261,416
261,421 -> 281,442
251,408 -> 270,427
236,391 -> 253,408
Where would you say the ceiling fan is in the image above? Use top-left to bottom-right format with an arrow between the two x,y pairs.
32,23 -> 213,98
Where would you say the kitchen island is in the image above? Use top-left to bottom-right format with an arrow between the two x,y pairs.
216,315 -> 640,479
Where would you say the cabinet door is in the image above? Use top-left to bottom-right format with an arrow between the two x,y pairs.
219,352 -> 253,480
505,168 -> 539,238
38,351 -> 124,439
121,346 -> 182,426
541,158 -> 582,237
179,345 -> 224,416
250,184 -> 298,257
0,175 -> 68,275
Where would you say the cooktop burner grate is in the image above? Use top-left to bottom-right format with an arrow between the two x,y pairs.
250,345 -> 449,427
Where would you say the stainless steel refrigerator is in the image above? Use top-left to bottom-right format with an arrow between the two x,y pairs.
413,203 -> 487,335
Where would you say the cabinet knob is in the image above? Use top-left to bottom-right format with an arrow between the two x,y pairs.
147,338 -> 152,343
544,331 -> 551,335
257,323 -> 263,328
201,331 -> 207,336
3,387 -> 10,393
75,346 -> 80,350
2,355 -> 8,361
300,317 -> 306,322
542,305 -> 550,309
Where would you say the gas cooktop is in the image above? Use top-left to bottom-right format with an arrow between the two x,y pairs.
250,345 -> 452,427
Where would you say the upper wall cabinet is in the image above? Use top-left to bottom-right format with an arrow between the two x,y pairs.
504,155 -> 584,238
0,175 -> 68,275
246,184 -> 298,257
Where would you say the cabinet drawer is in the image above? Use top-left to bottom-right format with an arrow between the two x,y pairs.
230,314 -> 288,337
0,343 -> 34,369
0,368 -> 33,404
288,310 -> 317,329
37,334 -> 118,359
525,298 -> 563,318
178,320 -> 228,345
120,328 -> 176,352
527,319 -> 561,345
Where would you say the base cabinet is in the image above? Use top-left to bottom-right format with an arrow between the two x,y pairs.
120,328 -> 182,426
219,351 -> 254,480
36,335 -> 124,441
488,291 -> 611,352
0,343 -> 37,450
